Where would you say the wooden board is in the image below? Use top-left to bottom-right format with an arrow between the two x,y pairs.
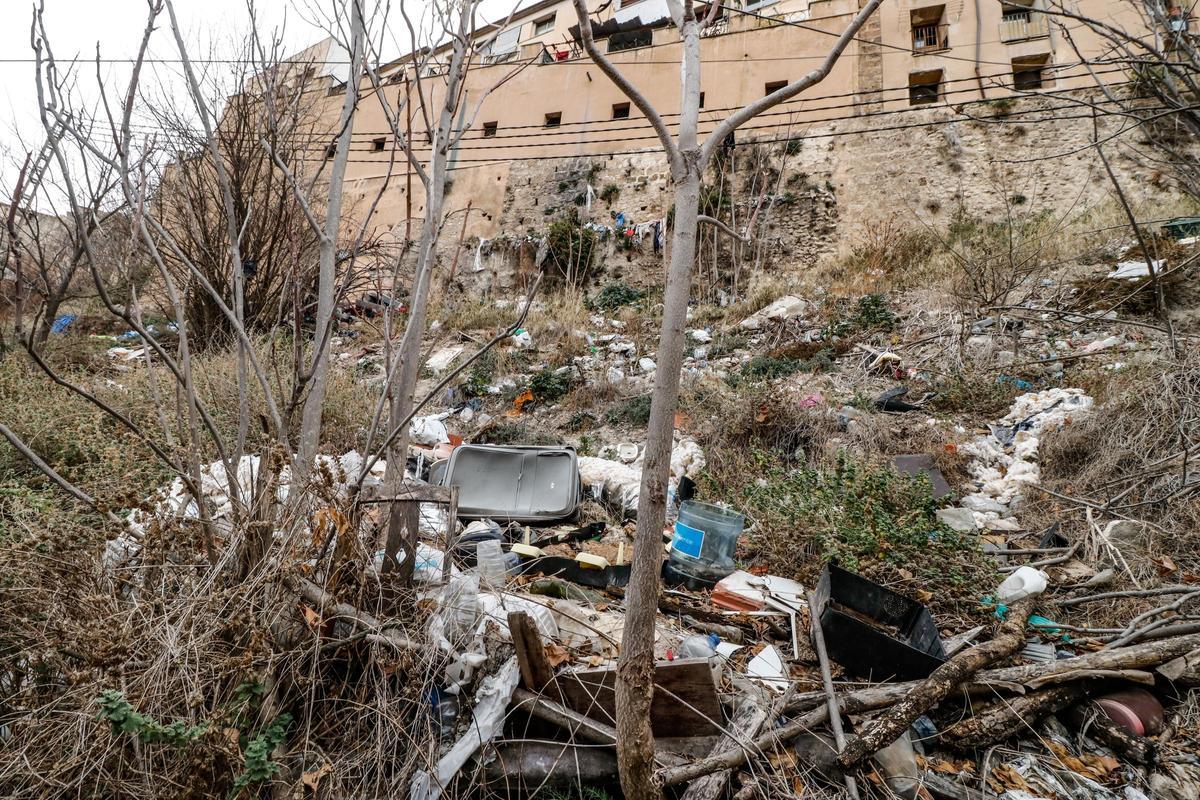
549,658 -> 723,737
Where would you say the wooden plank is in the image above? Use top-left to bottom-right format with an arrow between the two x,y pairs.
509,611 -> 554,691
510,688 -> 687,769
549,658 -> 722,736
359,482 -> 453,504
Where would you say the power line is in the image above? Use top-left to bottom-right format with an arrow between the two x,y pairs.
84,99 -> 1170,170
110,70 -> 1138,155
112,63 -> 1132,148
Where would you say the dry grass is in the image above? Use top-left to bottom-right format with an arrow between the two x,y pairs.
0,338 -> 452,798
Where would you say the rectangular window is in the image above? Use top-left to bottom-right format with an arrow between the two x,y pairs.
908,69 -> 942,105
764,80 -> 787,96
699,91 -> 705,108
999,0 -> 1048,41
533,13 -> 556,36
1012,54 -> 1051,90
482,121 -> 498,138
372,137 -> 386,152
325,142 -> 337,159
488,25 -> 521,55
910,6 -> 948,53
612,102 -> 630,119
544,112 -> 562,127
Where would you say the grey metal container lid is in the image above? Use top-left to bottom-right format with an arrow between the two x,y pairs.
440,444 -> 581,523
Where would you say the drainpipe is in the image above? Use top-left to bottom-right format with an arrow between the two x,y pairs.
973,0 -> 987,99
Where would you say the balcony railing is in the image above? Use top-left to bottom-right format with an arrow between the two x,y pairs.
999,11 -> 1049,42
911,23 -> 949,53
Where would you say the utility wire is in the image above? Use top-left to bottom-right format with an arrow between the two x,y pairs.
113,64 -> 1134,148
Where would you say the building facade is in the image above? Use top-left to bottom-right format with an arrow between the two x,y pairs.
289,0 -> 1155,254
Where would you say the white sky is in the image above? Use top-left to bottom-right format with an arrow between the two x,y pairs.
0,0 -> 528,204
0,1 -> 331,191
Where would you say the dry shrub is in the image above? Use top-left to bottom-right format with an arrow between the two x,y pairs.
0,345 -> 458,797
1036,357 -> 1200,569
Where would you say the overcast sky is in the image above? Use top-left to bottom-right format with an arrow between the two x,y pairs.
0,0 -> 526,208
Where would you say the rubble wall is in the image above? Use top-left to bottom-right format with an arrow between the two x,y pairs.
421,94 -> 1186,293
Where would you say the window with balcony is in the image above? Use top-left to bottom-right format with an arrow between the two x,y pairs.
532,13 -> 556,36
908,69 -> 943,105
999,0 -> 1048,42
911,6 -> 949,53
1012,54 -> 1051,90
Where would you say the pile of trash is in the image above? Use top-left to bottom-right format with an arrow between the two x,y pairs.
106,376 -> 1200,800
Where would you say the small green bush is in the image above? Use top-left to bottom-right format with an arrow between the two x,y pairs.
529,368 -> 574,403
588,281 -> 645,311
604,394 -> 653,427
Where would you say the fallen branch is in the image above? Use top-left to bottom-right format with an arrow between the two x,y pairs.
838,597 -> 1037,767
938,685 -> 1084,749
292,575 -> 419,650
658,633 -> 1200,787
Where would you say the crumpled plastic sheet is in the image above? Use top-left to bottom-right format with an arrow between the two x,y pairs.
409,657 -> 520,800
112,451 -> 393,568
578,438 -> 706,517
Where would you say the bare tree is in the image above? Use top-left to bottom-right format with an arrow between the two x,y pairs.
567,0 -> 883,794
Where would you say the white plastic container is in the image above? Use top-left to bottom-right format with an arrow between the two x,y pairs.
996,566 -> 1048,604
669,501 -> 744,583
476,539 -> 509,587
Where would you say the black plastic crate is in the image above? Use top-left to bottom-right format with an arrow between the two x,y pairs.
813,563 -> 947,681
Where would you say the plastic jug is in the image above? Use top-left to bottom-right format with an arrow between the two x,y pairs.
669,500 -> 744,583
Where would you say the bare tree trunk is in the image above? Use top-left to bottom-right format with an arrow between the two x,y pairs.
297,0 -> 363,473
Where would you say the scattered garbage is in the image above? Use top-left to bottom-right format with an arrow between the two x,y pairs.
1095,688 -> 1165,737
996,565 -> 1049,604
1107,259 -> 1160,280
891,453 -> 953,499
50,314 -> 76,334
738,294 -> 809,329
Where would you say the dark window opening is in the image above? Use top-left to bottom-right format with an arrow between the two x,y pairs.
1012,54 -> 1050,90
544,112 -> 562,127
699,91 -> 705,108
608,28 -> 653,52
612,102 -> 630,119
764,80 -> 788,95
372,137 -> 386,152
325,142 -> 337,159
482,121 -> 498,138
908,69 -> 942,105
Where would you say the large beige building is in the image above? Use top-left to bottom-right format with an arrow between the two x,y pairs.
293,0 -> 1156,252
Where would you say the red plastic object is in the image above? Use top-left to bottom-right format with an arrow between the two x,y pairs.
1094,688 -> 1165,737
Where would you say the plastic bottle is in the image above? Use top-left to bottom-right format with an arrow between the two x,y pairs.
475,539 -> 509,587
677,633 -> 720,659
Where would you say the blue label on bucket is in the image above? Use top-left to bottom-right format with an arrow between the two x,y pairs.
672,521 -> 705,558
